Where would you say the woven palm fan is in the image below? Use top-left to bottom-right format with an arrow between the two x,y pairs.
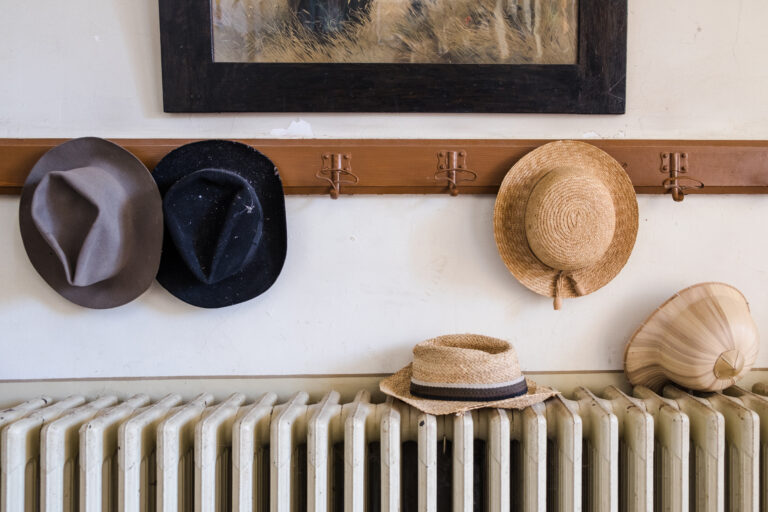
624,282 -> 759,392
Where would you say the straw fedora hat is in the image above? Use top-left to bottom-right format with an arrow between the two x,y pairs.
380,334 -> 558,415
152,140 -> 287,309
494,141 -> 638,310
18,137 -> 163,309
624,282 -> 759,392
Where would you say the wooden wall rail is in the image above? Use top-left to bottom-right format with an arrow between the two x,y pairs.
1,138 -> 767,196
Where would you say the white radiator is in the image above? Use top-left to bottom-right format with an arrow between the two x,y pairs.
0,384 -> 766,512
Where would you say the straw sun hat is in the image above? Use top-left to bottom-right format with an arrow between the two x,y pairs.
380,334 -> 558,415
494,141 -> 638,310
624,282 -> 759,392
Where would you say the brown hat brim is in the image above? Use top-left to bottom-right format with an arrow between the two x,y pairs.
19,138 -> 163,309
494,141 -> 638,299
380,364 -> 558,415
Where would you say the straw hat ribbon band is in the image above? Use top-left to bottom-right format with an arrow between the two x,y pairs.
410,375 -> 528,402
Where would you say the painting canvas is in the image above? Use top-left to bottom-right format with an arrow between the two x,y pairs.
160,0 -> 625,112
212,0 -> 578,64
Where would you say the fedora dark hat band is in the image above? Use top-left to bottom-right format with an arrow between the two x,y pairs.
409,375 -> 528,402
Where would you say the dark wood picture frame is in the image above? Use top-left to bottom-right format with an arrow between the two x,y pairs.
159,0 -> 627,113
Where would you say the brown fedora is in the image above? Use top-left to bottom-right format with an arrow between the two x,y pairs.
19,137 -> 163,309
624,282 -> 759,392
494,141 -> 638,310
380,334 -> 558,415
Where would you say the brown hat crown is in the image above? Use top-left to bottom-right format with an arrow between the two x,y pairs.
624,282 -> 759,392
525,167 -> 616,271
31,167 -> 134,287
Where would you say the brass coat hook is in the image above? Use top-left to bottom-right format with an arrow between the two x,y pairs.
317,153 -> 358,199
435,150 -> 477,196
660,152 -> 703,202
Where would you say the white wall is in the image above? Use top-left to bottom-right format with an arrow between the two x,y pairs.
1,0 -> 767,380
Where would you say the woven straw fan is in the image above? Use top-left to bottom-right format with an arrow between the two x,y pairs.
624,282 -> 759,392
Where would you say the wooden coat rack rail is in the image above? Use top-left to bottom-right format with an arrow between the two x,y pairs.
1,139 -> 767,198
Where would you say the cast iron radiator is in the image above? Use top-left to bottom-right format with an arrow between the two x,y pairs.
1,384 -> 766,512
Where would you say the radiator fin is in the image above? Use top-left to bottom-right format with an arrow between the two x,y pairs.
81,394 -> 149,512
41,396 -> 117,512
118,393 -> 182,512
1,395 -> 84,512
633,386 -> 689,511
664,385 -> 725,512
233,392 -> 278,512
724,387 -> 768,512
156,393 -> 213,512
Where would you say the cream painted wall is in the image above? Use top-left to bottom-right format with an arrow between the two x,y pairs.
0,1 -> 767,379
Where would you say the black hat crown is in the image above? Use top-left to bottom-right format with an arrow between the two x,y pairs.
164,169 -> 264,285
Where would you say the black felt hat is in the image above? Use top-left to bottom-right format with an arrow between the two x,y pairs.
153,140 -> 287,308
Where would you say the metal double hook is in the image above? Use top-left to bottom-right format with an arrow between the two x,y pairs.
317,153 -> 359,199
434,150 -> 477,196
663,175 -> 704,202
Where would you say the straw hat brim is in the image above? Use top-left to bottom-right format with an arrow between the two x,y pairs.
380,364 -> 559,415
623,282 -> 750,391
494,140 -> 638,298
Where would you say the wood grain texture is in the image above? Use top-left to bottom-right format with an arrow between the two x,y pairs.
158,0 -> 627,113
1,138 -> 768,195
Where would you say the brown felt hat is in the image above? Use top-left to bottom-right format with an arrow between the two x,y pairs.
624,282 -> 759,392
380,334 -> 558,415
19,137 -> 163,309
494,140 -> 638,310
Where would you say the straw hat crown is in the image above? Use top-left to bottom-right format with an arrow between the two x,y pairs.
525,167 -> 616,270
412,335 -> 521,385
624,282 -> 759,392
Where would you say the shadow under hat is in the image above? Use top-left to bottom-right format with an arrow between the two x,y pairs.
152,140 -> 287,309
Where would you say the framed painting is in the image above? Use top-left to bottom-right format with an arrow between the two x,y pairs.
159,0 -> 626,113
